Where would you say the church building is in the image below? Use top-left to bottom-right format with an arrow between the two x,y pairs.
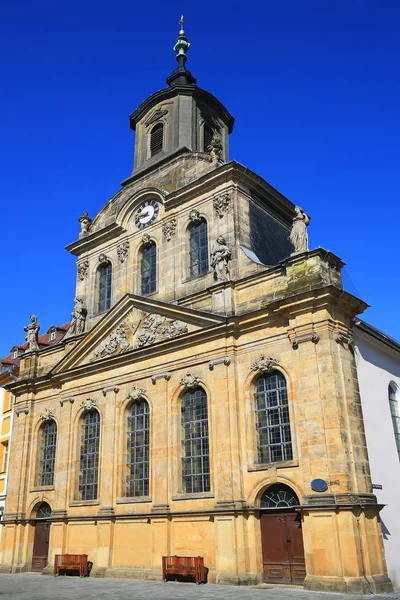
0,21 -> 393,593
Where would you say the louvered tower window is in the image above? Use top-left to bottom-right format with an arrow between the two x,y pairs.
203,124 -> 213,152
38,420 -> 57,487
141,242 -> 157,295
255,371 -> 293,464
79,410 -> 100,501
150,123 -> 163,157
181,387 -> 210,494
97,262 -> 112,313
126,400 -> 150,497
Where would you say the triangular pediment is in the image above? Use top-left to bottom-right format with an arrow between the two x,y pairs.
52,293 -> 226,374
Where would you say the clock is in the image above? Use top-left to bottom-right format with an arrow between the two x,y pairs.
134,199 -> 160,229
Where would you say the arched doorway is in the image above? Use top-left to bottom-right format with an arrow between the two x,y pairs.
32,502 -> 51,571
260,484 -> 305,585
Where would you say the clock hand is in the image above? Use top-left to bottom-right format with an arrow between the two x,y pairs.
136,211 -> 149,218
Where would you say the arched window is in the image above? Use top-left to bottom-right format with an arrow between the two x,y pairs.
181,387 -> 210,494
97,261 -> 112,313
35,501 -> 52,519
389,383 -> 400,459
79,410 -> 100,501
141,242 -> 157,295
255,371 -> 292,464
260,484 -> 299,508
189,221 -> 208,278
38,420 -> 57,487
126,400 -> 150,497
150,123 -> 163,157
203,124 -> 213,152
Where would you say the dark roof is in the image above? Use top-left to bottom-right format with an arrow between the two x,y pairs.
0,322 -> 71,366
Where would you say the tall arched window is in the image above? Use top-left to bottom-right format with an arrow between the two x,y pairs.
126,400 -> 150,497
189,221 -> 208,278
150,123 -> 163,157
255,371 -> 292,464
38,420 -> 57,487
141,242 -> 157,295
203,124 -> 213,152
79,410 -> 100,501
181,387 -> 210,494
97,261 -> 112,313
389,383 -> 400,459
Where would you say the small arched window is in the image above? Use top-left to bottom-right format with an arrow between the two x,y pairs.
141,242 -> 157,295
126,400 -> 150,497
189,221 -> 208,278
389,383 -> 400,459
203,124 -> 213,152
38,420 -> 57,487
255,371 -> 292,464
35,502 -> 52,519
79,410 -> 100,501
150,123 -> 164,157
97,261 -> 112,313
181,387 -> 210,494
260,484 -> 299,508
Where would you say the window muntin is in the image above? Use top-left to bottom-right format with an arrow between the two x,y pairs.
389,383 -> 400,459
97,262 -> 112,313
189,221 -> 208,278
35,502 -> 52,519
181,387 -> 210,494
50,330 -> 56,342
260,484 -> 299,508
126,401 -> 150,497
141,243 -> 157,295
79,410 -> 100,501
255,371 -> 293,464
38,421 -> 57,486
150,123 -> 163,157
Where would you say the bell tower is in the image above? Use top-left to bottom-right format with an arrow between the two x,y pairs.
123,17 -> 234,182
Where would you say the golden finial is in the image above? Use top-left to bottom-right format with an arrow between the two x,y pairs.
179,15 -> 185,36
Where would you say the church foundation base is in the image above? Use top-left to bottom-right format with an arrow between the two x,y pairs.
215,572 -> 261,586
95,567 -> 163,580
303,574 -> 393,594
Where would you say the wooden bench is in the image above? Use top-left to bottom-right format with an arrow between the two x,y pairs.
54,554 -> 89,577
162,555 -> 204,584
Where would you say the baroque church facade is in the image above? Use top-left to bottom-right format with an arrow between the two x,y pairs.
0,22 -> 393,593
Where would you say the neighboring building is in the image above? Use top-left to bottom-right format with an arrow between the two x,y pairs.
0,23 -> 393,593
353,320 -> 400,589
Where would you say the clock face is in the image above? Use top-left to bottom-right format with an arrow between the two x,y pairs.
134,199 -> 160,229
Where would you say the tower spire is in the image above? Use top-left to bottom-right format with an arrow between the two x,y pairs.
167,15 -> 196,87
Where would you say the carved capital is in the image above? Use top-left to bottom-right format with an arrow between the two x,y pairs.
335,330 -> 354,351
125,386 -> 146,402
81,398 -> 97,411
251,354 -> 279,373
213,193 -> 230,219
15,406 -> 29,417
60,397 -> 75,407
292,332 -> 319,350
98,253 -> 108,264
102,386 -> 120,397
141,234 -> 152,246
77,259 -> 89,281
162,219 -> 177,242
117,241 -> 129,264
188,209 -> 202,225
209,356 -> 231,371
39,407 -> 55,421
151,372 -> 171,385
180,372 -> 202,389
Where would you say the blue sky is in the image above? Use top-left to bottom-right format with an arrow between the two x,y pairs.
0,0 -> 399,355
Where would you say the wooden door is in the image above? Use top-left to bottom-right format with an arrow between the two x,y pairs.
32,521 -> 50,571
261,512 -> 305,584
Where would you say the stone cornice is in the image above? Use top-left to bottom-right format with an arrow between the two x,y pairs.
65,223 -> 125,257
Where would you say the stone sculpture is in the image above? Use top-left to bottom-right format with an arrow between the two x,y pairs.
24,315 -> 40,352
78,211 -> 92,236
117,241 -> 129,264
251,354 -> 279,373
290,206 -> 310,253
67,297 -> 87,337
208,133 -> 223,164
213,193 -> 230,218
92,325 -> 130,360
180,371 -> 202,388
162,219 -> 177,242
77,259 -> 89,281
210,236 -> 231,282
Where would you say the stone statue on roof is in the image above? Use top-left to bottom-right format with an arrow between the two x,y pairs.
24,315 -> 40,352
290,206 -> 310,254
66,297 -> 87,337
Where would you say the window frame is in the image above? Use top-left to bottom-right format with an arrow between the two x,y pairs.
389,382 -> 400,460
140,242 -> 157,296
96,261 -> 113,313
181,387 -> 211,495
253,371 -> 293,465
188,220 -> 209,279
79,410 -> 101,501
149,122 -> 164,157
37,420 -> 57,487
126,400 -> 150,498
1,442 -> 8,473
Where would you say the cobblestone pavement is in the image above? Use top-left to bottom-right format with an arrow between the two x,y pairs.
0,575 -> 398,600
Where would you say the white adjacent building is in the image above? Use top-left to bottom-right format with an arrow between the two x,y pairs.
354,320 -> 400,589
